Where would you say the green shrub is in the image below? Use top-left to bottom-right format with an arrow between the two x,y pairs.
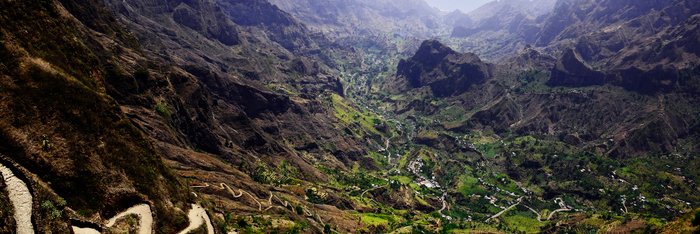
155,102 -> 172,118
40,200 -> 62,219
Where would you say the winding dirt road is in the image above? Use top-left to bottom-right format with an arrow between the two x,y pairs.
1,160 -> 218,234
523,204 -> 543,221
486,197 -> 523,222
547,208 -> 572,220
71,203 -> 215,234
521,198 -> 573,222
193,182 -> 326,226
106,204 -> 153,234
178,204 -> 215,234
438,193 -> 452,220
0,163 -> 34,234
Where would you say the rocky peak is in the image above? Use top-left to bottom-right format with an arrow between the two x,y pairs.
392,40 -> 490,97
410,40 -> 460,68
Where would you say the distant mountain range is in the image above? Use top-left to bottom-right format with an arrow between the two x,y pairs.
269,0 -> 442,38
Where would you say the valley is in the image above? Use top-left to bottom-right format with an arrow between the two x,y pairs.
0,0 -> 699,233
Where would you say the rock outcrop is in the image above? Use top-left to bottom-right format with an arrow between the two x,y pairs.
392,40 -> 491,97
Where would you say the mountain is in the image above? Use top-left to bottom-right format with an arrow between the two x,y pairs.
388,40 -> 492,97
540,0 -> 700,94
536,0 -> 700,48
266,0 -> 455,102
448,0 -> 700,64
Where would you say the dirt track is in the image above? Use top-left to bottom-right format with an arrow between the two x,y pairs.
0,163 -> 34,234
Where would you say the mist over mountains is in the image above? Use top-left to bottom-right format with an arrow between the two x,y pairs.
423,0 -> 493,13
0,0 -> 699,233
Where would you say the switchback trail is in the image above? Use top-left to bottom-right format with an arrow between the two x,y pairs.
105,204 -> 153,234
1,162 -> 216,234
193,183 -> 325,226
547,208 -> 573,220
519,199 -> 574,222
71,203 -> 214,234
193,183 -> 264,211
178,204 -> 215,234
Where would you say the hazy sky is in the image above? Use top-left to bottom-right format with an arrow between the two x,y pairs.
424,0 -> 493,13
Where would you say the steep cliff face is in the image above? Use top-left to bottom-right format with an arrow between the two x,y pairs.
96,0 -> 368,163
390,40 -> 491,97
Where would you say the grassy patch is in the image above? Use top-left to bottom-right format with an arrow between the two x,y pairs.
367,151 -> 388,167
330,93 -> 384,136
398,151 -> 411,169
360,213 -> 399,227
390,175 -> 412,185
414,195 -> 431,207
476,143 -> 500,158
503,214 -> 545,233
416,129 -> 439,140
465,131 -> 503,158
458,174 -> 487,196
514,70 -> 551,94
